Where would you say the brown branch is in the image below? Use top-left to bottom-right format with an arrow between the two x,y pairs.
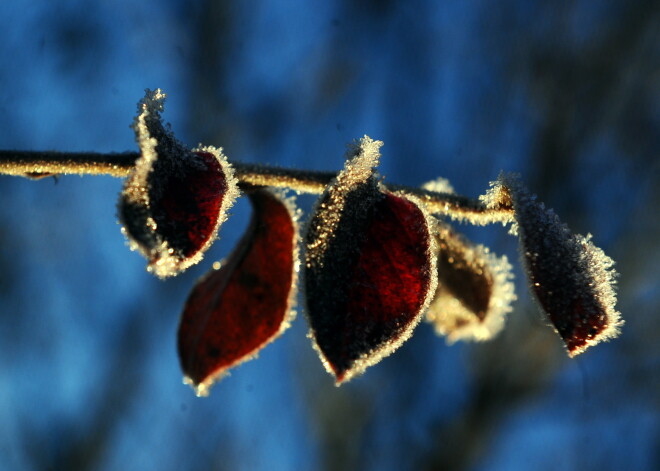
0,150 -> 513,224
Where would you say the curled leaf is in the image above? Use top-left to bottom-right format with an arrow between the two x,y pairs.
426,223 -> 516,343
304,136 -> 436,384
486,174 -> 622,357
178,189 -> 299,396
118,89 -> 238,278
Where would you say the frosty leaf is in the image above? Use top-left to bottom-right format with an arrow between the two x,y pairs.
488,174 -> 622,357
118,89 -> 238,278
177,189 -> 299,396
426,223 -> 515,343
304,136 -> 436,384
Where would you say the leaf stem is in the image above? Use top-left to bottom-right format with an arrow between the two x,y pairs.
0,149 -> 513,224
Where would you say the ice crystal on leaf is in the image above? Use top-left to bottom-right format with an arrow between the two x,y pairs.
118,89 -> 238,278
426,223 -> 516,343
177,189 -> 299,396
304,137 -> 437,384
421,177 -> 456,195
485,174 -> 622,356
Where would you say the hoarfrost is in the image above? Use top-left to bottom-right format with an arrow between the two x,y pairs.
422,177 -> 455,194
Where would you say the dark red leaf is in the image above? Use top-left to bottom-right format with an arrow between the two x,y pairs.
486,174 -> 622,356
426,223 -> 515,342
178,189 -> 298,395
305,137 -> 435,384
118,89 -> 238,278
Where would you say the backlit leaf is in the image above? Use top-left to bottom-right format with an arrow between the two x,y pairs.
304,136 -> 436,384
178,189 -> 299,396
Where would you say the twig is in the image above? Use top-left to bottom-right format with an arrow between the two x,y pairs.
0,150 -> 513,224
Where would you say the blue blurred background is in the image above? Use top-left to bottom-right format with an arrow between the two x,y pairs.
0,1 -> 658,470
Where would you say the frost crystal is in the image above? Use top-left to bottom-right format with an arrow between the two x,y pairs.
491,173 -> 622,356
421,177 -> 455,194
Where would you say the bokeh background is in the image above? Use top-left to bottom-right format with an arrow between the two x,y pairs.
1,1 -> 658,470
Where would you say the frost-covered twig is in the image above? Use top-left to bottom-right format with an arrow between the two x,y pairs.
0,149 -> 513,224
